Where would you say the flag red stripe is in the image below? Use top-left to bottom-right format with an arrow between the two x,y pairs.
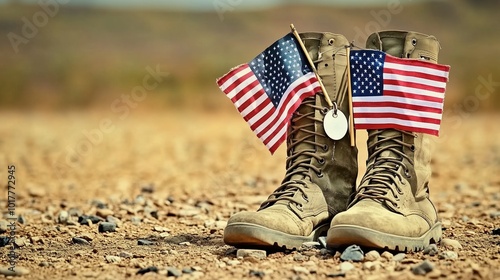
225,71 -> 256,99
384,67 -> 448,83
353,101 -> 443,114
268,129 -> 287,154
383,90 -> 444,103
354,123 -> 439,136
385,55 -> 451,72
245,99 -> 274,125
353,112 -> 441,125
236,87 -> 267,114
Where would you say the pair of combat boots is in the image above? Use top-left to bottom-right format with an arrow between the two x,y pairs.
223,30 -> 443,252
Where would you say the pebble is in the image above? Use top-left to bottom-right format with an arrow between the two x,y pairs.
130,217 -> 142,225
78,215 -> 103,225
227,260 -> 240,266
153,226 -> 170,232
339,262 -> 355,272
340,245 -> 364,261
166,267 -> 182,277
14,237 -> 28,247
423,244 -> 439,256
0,221 -> 7,233
493,228 -> 500,235
105,255 -> 121,263
326,272 -> 346,277
393,253 -> 406,262
106,216 -> 122,227
17,215 -> 26,224
96,208 -> 114,218
439,250 -> 458,260
318,236 -> 327,248
362,261 -> 380,271
412,260 -> 434,275
293,253 -> 308,262
182,267 -> 193,274
301,241 -> 321,249
57,211 -> 69,224
178,208 -> 201,217
98,222 -> 116,233
381,251 -> 394,261
249,269 -> 265,277
320,248 -> 334,255
489,211 -> 500,218
364,250 -> 380,261
0,236 -> 11,247
292,266 -> 309,274
215,221 -> 227,229
236,249 -> 266,260
72,237 -> 90,245
136,266 -> 158,275
138,239 -> 154,246
441,238 -> 462,250
0,266 -> 30,276
119,251 -> 133,258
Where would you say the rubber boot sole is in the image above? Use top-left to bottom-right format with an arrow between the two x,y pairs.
224,222 -> 330,250
326,222 -> 442,252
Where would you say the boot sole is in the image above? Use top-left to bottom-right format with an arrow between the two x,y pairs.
326,222 -> 442,252
224,222 -> 329,250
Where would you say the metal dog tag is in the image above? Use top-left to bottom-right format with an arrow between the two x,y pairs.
323,109 -> 348,140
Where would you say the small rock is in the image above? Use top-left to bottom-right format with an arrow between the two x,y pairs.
17,215 -> 26,224
138,239 -> 154,246
105,255 -> 121,263
339,262 -> 355,272
78,215 -> 103,225
68,207 -> 82,217
98,222 -> 116,233
72,237 -> 90,245
393,253 -> 406,262
364,250 -> 380,261
119,251 -> 133,258
292,266 -> 309,274
182,267 -> 193,274
439,250 -> 458,260
178,208 -> 201,217
77,234 -> 93,242
14,237 -> 28,247
326,272 -> 346,277
340,245 -> 364,262
249,269 -> 265,277
106,216 -> 121,227
489,211 -> 500,218
412,260 -> 434,275
0,236 -> 11,247
381,251 -> 394,261
166,267 -> 182,277
461,215 -> 470,222
141,184 -> 155,193
179,241 -> 191,246
441,238 -> 462,250
493,228 -> 500,235
90,199 -> 107,209
227,260 -> 240,266
134,195 -> 146,205
153,226 -> 170,232
136,266 -> 158,275
362,261 -> 380,271
57,211 -> 69,224
293,253 -> 308,262
301,241 -> 321,249
0,266 -> 30,276
39,262 -> 49,267
320,248 -> 334,255
423,244 -> 439,256
236,249 -> 266,260
130,217 -> 142,225
95,208 -> 114,218
0,221 -> 7,233
215,221 -> 227,229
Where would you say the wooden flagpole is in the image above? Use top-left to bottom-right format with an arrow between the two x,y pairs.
346,46 -> 356,147
290,24 -> 333,108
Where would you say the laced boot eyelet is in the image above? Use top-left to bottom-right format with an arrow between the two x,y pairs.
302,193 -> 309,202
321,107 -> 329,115
322,144 -> 328,151
296,203 -> 303,211
410,145 -> 416,152
318,158 -> 325,165
404,169 -> 412,178
317,171 -> 324,178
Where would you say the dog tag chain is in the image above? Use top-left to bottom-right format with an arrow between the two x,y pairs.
323,102 -> 348,141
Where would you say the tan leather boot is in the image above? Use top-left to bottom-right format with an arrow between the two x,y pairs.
224,32 -> 358,249
327,31 -> 442,252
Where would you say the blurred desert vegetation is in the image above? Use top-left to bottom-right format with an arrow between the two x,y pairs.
0,0 -> 499,111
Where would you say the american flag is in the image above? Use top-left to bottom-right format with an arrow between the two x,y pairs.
216,34 -> 320,153
350,50 -> 450,136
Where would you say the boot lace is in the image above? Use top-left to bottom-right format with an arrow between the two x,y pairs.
259,97 -> 327,211
349,129 -> 416,209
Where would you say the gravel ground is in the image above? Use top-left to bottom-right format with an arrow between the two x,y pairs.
0,111 -> 499,280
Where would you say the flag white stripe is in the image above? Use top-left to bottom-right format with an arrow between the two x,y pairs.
247,101 -> 273,126
353,107 -> 442,119
385,62 -> 449,78
240,92 -> 269,119
354,117 -> 440,130
234,83 -> 264,111
264,123 -> 287,150
383,84 -> 445,99
257,73 -> 318,138
384,73 -> 447,89
220,66 -> 252,93
352,96 -> 443,109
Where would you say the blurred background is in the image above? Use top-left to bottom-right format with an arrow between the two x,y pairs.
0,0 -> 499,111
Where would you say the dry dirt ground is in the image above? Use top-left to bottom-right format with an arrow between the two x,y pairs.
0,110 -> 499,280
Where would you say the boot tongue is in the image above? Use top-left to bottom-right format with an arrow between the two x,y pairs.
368,129 -> 402,161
